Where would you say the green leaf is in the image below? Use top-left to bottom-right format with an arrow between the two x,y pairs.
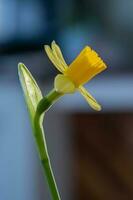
18,63 -> 43,124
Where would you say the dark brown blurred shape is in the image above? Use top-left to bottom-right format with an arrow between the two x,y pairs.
71,113 -> 133,200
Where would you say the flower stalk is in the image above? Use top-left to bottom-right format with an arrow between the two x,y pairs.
34,89 -> 62,200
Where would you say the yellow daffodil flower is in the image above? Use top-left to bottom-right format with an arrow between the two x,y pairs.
44,41 -> 107,111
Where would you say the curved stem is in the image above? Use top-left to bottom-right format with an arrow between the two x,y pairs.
33,89 -> 62,200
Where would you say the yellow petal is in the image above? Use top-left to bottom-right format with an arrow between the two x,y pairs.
44,45 -> 65,73
51,41 -> 68,71
78,86 -> 101,111
54,74 -> 76,94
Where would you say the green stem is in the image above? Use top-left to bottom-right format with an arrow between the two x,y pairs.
34,89 -> 62,200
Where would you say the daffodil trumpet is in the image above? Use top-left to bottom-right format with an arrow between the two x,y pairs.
18,41 -> 107,200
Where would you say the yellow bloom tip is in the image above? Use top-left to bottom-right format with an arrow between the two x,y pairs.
96,105 -> 102,111
65,46 -> 107,87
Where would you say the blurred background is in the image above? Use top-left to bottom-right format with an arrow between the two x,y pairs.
0,0 -> 133,199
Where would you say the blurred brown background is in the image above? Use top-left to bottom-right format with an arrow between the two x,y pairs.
72,113 -> 133,200
0,0 -> 133,199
